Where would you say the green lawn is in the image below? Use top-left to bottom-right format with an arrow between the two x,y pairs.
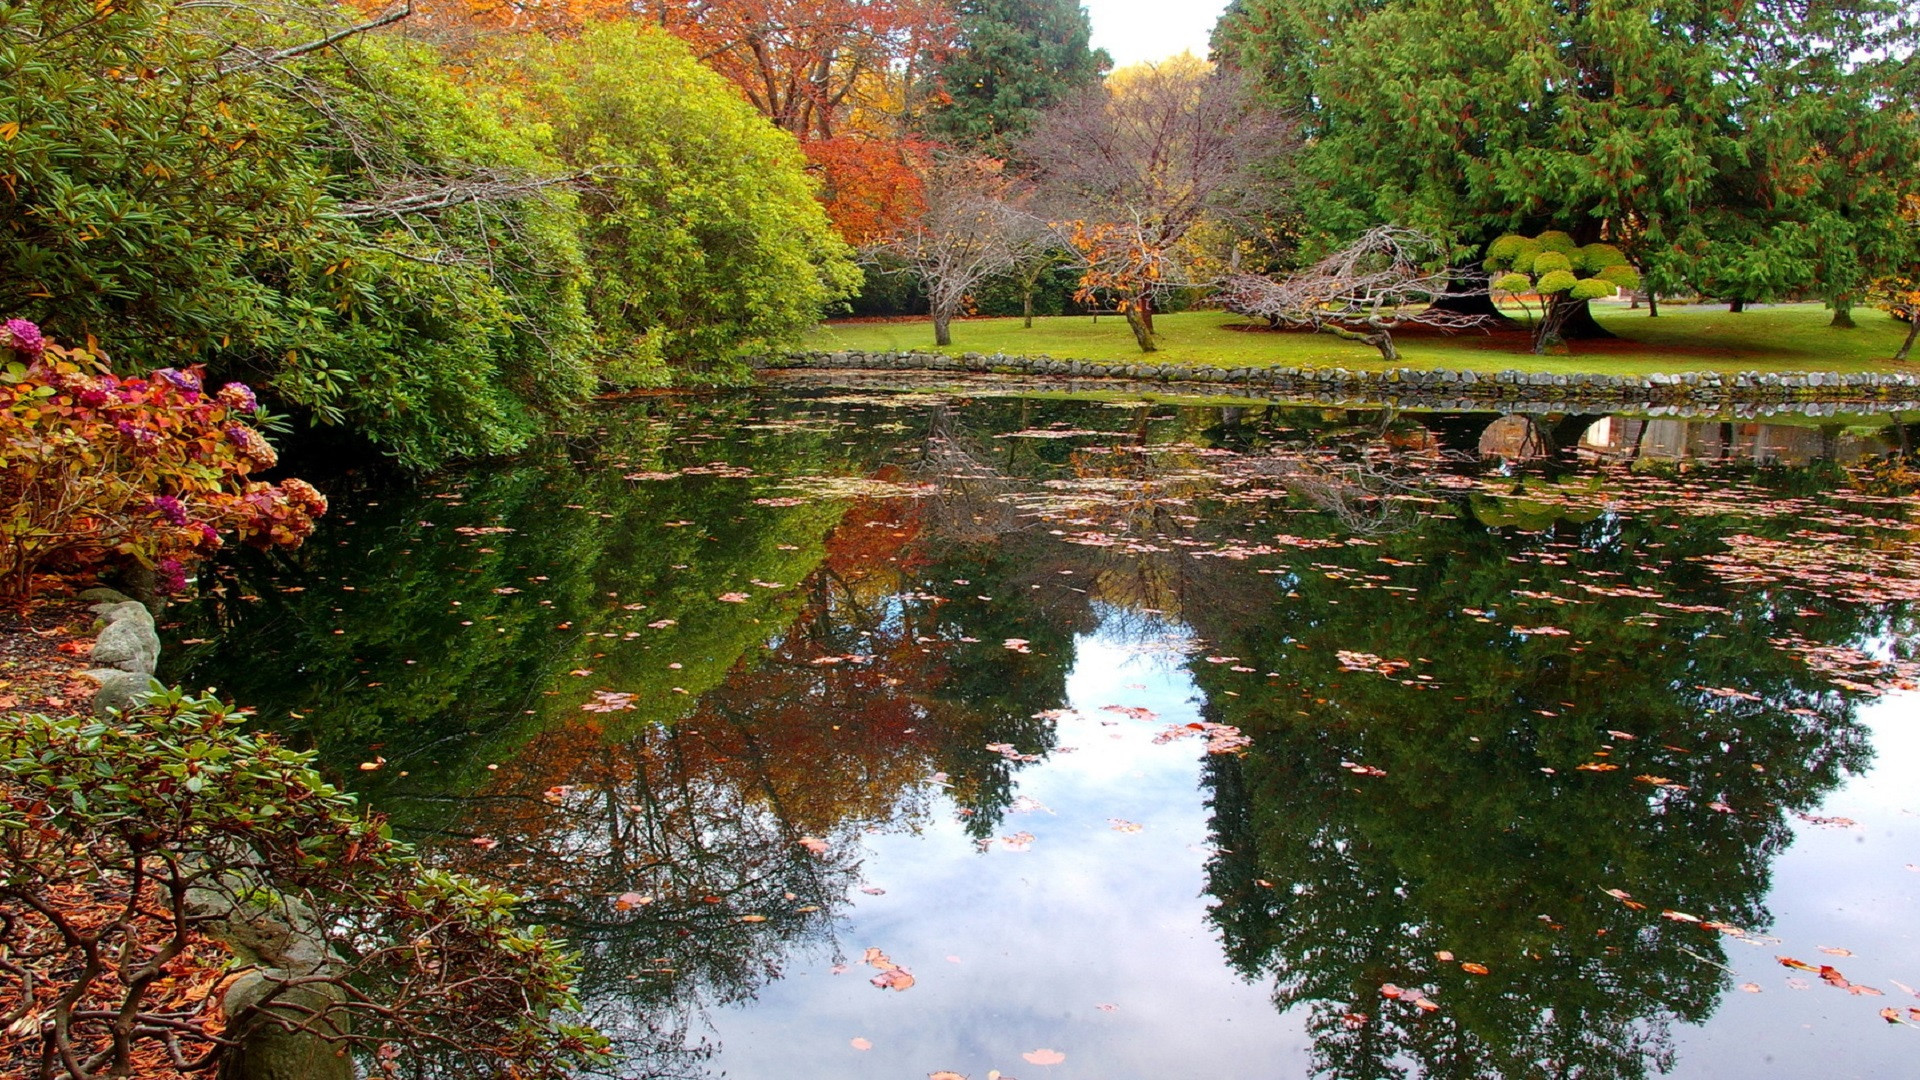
806,301 -> 1916,375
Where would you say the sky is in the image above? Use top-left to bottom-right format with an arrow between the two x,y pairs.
1083,0 -> 1232,68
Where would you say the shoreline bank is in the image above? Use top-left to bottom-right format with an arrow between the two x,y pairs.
757,350 -> 1920,412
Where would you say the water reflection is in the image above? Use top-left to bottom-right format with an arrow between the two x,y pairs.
174,391 -> 1920,1078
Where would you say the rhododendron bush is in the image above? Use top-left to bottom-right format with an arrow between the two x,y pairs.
0,320 -> 326,601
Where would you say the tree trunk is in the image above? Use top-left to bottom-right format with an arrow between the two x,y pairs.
1427,271 -> 1520,327
1648,293 -> 1660,318
1124,306 -> 1157,353
1533,296 -> 1577,355
1555,297 -> 1614,340
1896,315 -> 1920,363
1316,323 -> 1398,361
933,312 -> 952,347
1830,295 -> 1856,329
1023,290 -> 1034,329
1729,299 -> 1746,313
1137,294 -> 1156,335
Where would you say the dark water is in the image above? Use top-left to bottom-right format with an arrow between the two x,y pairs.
171,386 -> 1920,1080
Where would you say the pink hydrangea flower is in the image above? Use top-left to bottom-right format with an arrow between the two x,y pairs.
3,318 -> 44,359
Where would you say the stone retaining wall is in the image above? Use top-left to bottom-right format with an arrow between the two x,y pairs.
758,350 -> 1920,409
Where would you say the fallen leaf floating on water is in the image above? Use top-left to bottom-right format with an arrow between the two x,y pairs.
1153,721 -> 1252,755
1340,761 -> 1387,777
613,892 -> 650,911
1740,983 -> 1763,993
861,886 -> 887,896
358,757 -> 385,771
1818,946 -> 1854,957
930,1073 -> 966,1080
864,947 -> 916,991
469,836 -> 498,851
1460,962 -> 1490,976
1021,1049 -> 1066,1066
1109,819 -> 1143,833
1010,795 -> 1053,814
717,592 -> 751,603
1003,638 -> 1032,653
797,837 -> 829,855
1380,983 -> 1441,1012
1435,951 -> 1455,962
582,691 -> 638,713
1777,957 -> 1882,995
850,1038 -> 872,1051
1095,1003 -> 1117,1012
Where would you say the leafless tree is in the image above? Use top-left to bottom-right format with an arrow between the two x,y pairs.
1020,63 -> 1294,352
1219,227 -> 1492,361
870,156 -> 1034,347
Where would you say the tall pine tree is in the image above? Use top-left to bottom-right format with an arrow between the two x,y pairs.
923,0 -> 1111,156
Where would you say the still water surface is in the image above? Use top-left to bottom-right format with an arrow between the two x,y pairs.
173,386 -> 1920,1079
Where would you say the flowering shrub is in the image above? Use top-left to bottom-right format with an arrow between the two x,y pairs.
0,320 -> 326,601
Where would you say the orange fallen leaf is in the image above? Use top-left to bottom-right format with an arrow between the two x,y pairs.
1461,962 -> 1490,975
1021,1049 -> 1066,1066
850,1037 -> 872,1050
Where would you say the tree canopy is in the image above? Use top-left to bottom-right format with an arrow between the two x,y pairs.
1212,0 -> 1920,310
922,0 -> 1111,156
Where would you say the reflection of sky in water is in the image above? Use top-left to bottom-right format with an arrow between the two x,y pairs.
711,618 -> 1314,1078
709,624 -> 1920,1080
1674,691 -> 1920,1079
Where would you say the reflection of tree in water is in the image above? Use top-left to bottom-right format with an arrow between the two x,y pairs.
174,390 -> 1920,1078
1184,492 -> 1891,1080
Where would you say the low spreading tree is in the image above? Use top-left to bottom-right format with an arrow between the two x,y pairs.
1219,227 -> 1490,361
1483,232 -> 1641,354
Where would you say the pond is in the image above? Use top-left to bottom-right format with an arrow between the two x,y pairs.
171,384 -> 1920,1080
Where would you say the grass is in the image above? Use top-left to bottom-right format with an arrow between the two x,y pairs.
806,301 -> 1917,376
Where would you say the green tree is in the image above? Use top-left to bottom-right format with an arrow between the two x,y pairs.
0,0 -> 602,468
0,0 -> 325,360
271,37 -> 600,467
921,0 -> 1111,157
1212,0 -> 1919,331
530,25 -> 862,386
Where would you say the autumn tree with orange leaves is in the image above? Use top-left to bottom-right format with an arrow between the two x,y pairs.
1022,59 -> 1294,352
